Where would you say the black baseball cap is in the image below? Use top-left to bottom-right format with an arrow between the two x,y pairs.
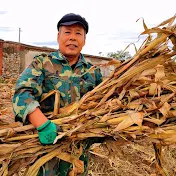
57,13 -> 89,34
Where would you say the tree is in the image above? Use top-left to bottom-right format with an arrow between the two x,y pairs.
172,55 -> 176,61
107,50 -> 131,61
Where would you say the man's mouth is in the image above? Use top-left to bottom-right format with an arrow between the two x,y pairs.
67,44 -> 77,49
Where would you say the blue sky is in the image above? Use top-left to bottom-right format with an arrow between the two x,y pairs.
0,0 -> 175,56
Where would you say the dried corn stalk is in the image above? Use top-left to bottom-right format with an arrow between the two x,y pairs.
0,16 -> 176,176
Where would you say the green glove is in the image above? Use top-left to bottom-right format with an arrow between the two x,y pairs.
37,120 -> 58,145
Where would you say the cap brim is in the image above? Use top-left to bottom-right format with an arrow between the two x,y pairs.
60,21 -> 87,30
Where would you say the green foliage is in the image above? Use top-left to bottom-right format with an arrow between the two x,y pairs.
172,56 -> 176,61
107,50 -> 131,61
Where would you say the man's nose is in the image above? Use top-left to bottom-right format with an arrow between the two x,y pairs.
69,33 -> 76,41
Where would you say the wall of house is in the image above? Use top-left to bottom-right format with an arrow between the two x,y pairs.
0,41 -> 56,78
0,41 -> 114,78
2,42 -> 21,78
0,40 -> 3,75
85,56 -> 115,78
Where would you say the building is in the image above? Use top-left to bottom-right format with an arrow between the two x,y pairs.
0,40 -> 115,78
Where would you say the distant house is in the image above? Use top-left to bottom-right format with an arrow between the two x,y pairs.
0,40 -> 115,78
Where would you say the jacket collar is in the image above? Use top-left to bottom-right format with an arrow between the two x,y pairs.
49,50 -> 88,66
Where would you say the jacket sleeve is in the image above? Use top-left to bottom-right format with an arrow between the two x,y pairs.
12,55 -> 45,123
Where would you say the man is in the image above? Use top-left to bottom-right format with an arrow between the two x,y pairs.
13,13 -> 103,175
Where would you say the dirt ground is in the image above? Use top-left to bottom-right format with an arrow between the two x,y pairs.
1,78 -> 176,176
88,139 -> 176,176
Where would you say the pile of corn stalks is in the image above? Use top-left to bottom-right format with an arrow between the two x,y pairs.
0,16 -> 176,176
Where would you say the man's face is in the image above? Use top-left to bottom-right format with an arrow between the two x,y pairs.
57,24 -> 86,58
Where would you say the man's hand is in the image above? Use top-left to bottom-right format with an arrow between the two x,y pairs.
28,108 -> 62,145
37,120 -> 62,145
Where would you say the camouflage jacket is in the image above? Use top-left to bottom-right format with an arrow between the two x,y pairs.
12,50 -> 103,176
13,50 -> 102,123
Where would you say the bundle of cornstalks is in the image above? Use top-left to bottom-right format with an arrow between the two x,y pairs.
0,16 -> 176,176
